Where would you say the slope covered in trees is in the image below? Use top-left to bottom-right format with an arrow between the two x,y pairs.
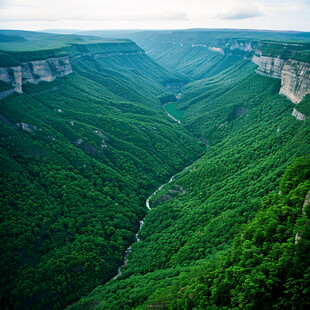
70,30 -> 310,310
0,33 -> 203,309
72,155 -> 310,310
1,29 -> 310,309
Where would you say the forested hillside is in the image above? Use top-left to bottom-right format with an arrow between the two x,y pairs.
1,29 -> 309,310
70,30 -> 310,309
0,32 -> 203,309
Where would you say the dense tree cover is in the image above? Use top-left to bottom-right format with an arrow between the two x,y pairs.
0,80 -> 12,92
145,155 -> 310,309
297,94 -> 310,117
70,155 -> 310,310
134,42 -> 243,80
71,53 -> 310,309
0,44 -> 203,309
1,30 -> 310,310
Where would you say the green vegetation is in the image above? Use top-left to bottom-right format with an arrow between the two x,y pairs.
0,30 -> 145,66
296,94 -> 310,116
0,30 -> 131,52
1,30 -> 310,310
164,102 -> 184,122
118,29 -> 310,76
258,40 -> 310,61
69,35 -> 310,309
73,155 -> 310,310
292,50 -> 310,63
0,81 -> 12,92
159,93 -> 177,105
0,36 -> 203,309
142,155 -> 310,309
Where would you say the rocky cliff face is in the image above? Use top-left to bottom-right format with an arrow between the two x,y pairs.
279,60 -> 310,103
0,49 -> 146,99
0,66 -> 23,93
251,55 -> 285,79
208,47 -> 224,54
229,41 -> 254,52
252,54 -> 310,104
0,56 -> 72,97
206,41 -> 309,105
23,57 -> 72,84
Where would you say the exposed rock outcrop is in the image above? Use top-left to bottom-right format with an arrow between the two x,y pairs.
0,66 -> 22,93
292,108 -> 307,121
279,60 -> 310,103
252,55 -> 310,104
16,122 -> 40,133
0,49 -> 145,99
0,56 -> 72,98
229,41 -> 254,52
302,191 -> 310,214
208,46 -> 224,54
251,55 -> 285,79
206,41 -> 310,105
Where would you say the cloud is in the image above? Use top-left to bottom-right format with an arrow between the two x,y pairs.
218,4 -> 264,20
0,9 -> 188,22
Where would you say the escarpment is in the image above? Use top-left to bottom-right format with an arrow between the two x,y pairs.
212,42 -> 310,105
0,66 -> 23,93
292,108 -> 307,121
251,55 -> 285,79
251,52 -> 310,106
0,41 -> 145,99
192,40 -> 310,111
279,60 -> 310,103
0,56 -> 72,96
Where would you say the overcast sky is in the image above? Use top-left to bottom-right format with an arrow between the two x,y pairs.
0,0 -> 309,32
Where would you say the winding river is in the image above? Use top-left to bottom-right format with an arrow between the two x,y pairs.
112,166 -> 193,280
163,102 -> 182,124
111,95 -> 186,280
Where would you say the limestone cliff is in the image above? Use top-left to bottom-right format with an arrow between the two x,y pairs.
0,47 -> 145,99
208,47 -> 224,54
206,40 -> 309,105
0,56 -> 72,97
279,60 -> 310,103
0,66 -> 22,93
251,54 -> 310,105
229,40 -> 254,52
22,57 -> 72,84
251,55 -> 285,79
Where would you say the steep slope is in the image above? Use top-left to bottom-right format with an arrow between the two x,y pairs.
82,30 -> 310,116
2,29 -> 310,310
74,155 -> 310,309
146,155 -> 310,309
0,33 -> 203,309
70,40 -> 310,309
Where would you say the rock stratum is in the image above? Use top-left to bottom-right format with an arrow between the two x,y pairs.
205,40 -> 309,120
208,41 -> 310,106
252,55 -> 310,104
0,42 -> 145,98
0,56 -> 72,95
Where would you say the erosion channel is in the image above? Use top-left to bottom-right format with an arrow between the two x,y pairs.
112,171 -> 181,280
111,93 -> 186,280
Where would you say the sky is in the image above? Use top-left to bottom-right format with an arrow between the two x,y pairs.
0,0 -> 309,32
